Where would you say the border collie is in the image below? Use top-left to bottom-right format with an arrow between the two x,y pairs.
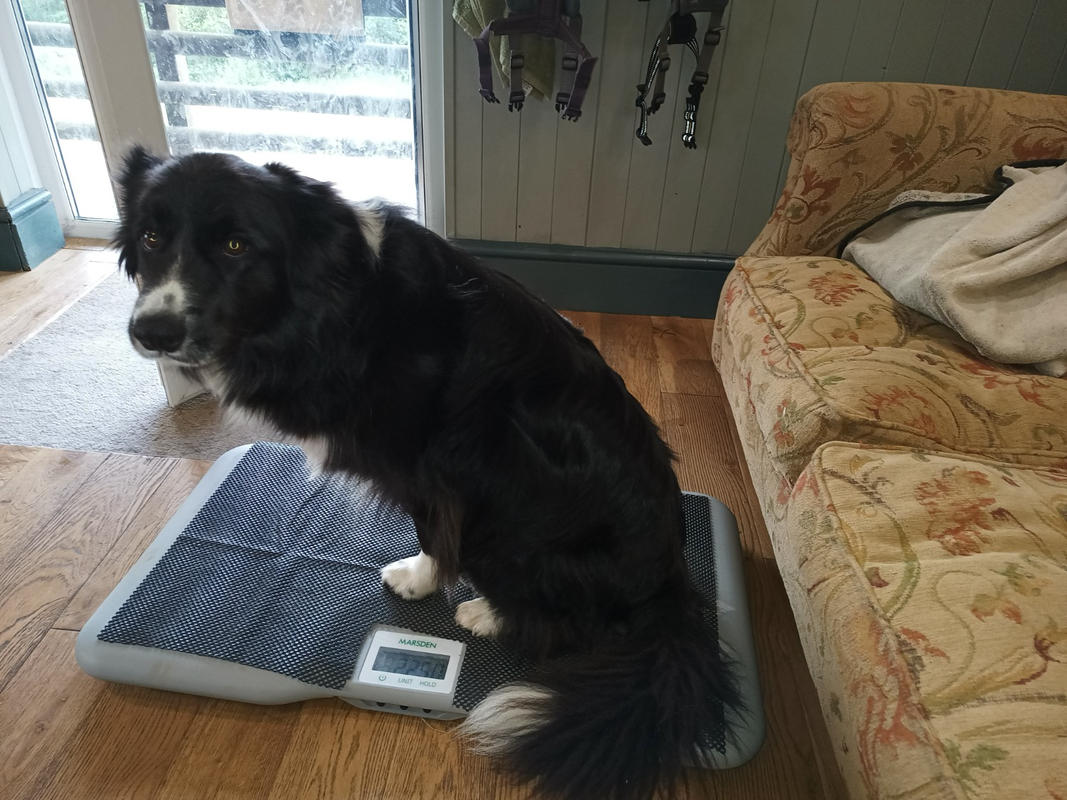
116,147 -> 739,800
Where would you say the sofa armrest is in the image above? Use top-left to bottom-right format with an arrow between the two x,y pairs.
747,82 -> 1067,258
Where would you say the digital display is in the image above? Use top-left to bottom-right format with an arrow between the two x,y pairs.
372,646 -> 450,680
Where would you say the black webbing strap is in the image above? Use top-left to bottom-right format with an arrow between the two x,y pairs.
474,23 -> 500,104
555,14 -> 582,113
561,42 -> 596,120
635,0 -> 728,148
635,15 -> 673,146
682,3 -> 727,148
509,38 -> 526,111
470,0 -> 596,120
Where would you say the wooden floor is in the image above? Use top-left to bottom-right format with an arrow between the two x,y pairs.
0,248 -> 847,799
0,239 -> 116,357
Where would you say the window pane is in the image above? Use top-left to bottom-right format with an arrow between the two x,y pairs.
140,0 -> 417,211
17,0 -> 119,220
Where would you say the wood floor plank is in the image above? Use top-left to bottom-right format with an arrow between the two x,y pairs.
35,682 -> 203,800
267,701 -> 527,800
651,316 -> 723,396
0,453 -> 173,690
156,699 -> 302,800
0,630 -> 107,800
660,392 -> 772,560
0,445 -> 39,485
558,309 -> 602,350
597,313 -> 662,421
0,448 -> 108,566
55,458 -> 213,631
0,247 -> 116,358
63,238 -> 110,252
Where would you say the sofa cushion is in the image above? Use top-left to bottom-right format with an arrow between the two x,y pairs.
784,444 -> 1067,800
712,255 -> 1067,488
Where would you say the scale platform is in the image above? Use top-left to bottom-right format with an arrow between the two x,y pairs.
77,443 -> 765,768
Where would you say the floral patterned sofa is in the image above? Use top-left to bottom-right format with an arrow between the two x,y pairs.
712,83 -> 1067,799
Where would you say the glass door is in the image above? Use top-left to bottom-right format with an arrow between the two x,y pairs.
135,0 -> 418,209
14,0 -> 422,217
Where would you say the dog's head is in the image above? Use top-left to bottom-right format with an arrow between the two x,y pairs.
115,147 -> 358,369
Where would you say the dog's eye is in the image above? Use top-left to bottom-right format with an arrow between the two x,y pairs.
224,238 -> 248,257
141,230 -> 161,251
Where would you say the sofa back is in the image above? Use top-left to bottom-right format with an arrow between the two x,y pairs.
747,82 -> 1067,258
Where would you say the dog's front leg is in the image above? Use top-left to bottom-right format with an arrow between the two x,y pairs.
381,550 -> 440,600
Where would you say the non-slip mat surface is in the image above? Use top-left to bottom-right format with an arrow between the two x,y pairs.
99,442 -> 725,735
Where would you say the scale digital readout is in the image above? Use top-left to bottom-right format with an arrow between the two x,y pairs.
350,626 -> 466,710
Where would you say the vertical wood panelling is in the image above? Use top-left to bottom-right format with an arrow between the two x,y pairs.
796,0 -> 863,95
620,9 -> 687,250
966,0 -> 1037,89
480,91 -> 521,241
1051,42 -> 1067,95
689,0 -> 775,254
654,3 -> 732,252
451,24 -> 483,239
443,7 -> 457,238
726,0 -> 820,255
1006,0 -> 1067,94
584,2 -> 649,247
923,0 -> 993,87
883,0 -> 947,84
447,0 -> 1067,258
840,0 -> 906,82
550,3 -> 609,245
515,103 -> 559,243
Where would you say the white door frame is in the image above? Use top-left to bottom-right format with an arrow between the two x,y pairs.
411,0 -> 449,237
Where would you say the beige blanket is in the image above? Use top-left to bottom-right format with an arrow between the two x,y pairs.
843,162 -> 1067,377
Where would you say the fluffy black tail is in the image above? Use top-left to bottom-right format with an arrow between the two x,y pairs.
458,603 -> 741,800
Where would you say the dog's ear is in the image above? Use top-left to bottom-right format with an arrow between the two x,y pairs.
113,146 -> 162,279
115,145 -> 163,213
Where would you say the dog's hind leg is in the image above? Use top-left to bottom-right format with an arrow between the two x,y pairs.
381,550 -> 440,600
455,597 -> 503,637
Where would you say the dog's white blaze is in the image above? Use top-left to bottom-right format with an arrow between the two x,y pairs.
353,201 -> 385,256
133,273 -> 187,322
454,597 -> 502,637
459,683 -> 554,755
381,550 -> 439,600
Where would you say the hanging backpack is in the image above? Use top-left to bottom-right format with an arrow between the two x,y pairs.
472,0 -> 598,120
635,0 -> 728,148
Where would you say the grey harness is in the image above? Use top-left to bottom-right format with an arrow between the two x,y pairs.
635,0 -> 728,148
473,0 -> 598,120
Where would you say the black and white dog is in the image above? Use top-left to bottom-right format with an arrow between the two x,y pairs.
117,148 -> 738,800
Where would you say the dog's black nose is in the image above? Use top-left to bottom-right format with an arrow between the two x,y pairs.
131,313 -> 186,354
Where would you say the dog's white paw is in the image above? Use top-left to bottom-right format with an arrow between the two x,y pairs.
455,597 -> 502,637
381,551 -> 439,600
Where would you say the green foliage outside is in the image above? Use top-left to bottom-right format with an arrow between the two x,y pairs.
21,1 -> 410,94
19,0 -> 67,24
